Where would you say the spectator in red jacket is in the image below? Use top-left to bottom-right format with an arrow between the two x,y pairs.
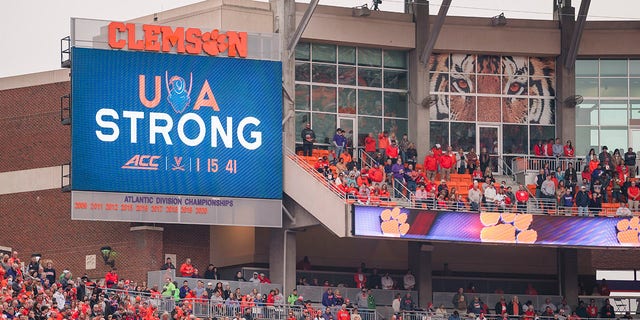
439,150 -> 454,181
515,185 -> 529,213
378,131 -> 389,159
424,151 -> 438,182
354,267 -> 367,289
364,132 -> 377,157
534,140 -> 545,157
386,140 -> 400,164
105,267 -> 118,288
180,258 -> 195,277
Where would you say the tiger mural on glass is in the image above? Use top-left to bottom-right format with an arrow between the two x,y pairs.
429,53 -> 555,124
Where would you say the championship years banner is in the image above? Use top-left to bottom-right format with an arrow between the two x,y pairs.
70,47 -> 282,226
353,205 -> 640,247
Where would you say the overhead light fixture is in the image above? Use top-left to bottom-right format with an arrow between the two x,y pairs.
352,4 -> 371,17
491,12 -> 507,26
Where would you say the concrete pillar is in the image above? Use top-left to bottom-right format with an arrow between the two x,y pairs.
269,228 -> 297,296
408,242 -> 433,308
556,3 -> 577,143
271,0 -> 296,148
129,225 -> 164,281
409,0 -> 430,161
559,248 -> 579,305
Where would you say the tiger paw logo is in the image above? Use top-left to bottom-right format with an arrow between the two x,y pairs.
479,212 -> 537,244
616,216 -> 640,244
380,207 -> 410,237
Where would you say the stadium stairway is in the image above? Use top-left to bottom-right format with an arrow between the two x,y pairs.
283,153 -> 349,237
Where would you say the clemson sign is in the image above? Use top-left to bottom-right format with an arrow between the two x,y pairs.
107,22 -> 248,57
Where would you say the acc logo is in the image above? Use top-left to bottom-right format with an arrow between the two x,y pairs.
122,155 -> 161,170
166,72 -> 192,114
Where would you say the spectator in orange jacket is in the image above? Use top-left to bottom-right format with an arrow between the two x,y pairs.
180,258 -> 195,277
378,131 -> 389,159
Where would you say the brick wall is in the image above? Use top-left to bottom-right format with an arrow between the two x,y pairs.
163,224 -> 210,276
0,82 -> 71,172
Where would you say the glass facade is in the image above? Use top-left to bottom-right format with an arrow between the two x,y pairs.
575,59 -> 640,155
428,53 -> 556,155
295,43 -> 409,147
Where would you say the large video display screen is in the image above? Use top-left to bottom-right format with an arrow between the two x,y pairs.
353,205 -> 640,247
71,48 -> 282,199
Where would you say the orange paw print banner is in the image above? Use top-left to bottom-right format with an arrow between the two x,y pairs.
352,205 -> 640,247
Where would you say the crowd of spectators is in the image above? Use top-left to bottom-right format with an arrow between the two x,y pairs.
443,284 -> 625,320
532,144 -> 639,216
300,122 -> 640,216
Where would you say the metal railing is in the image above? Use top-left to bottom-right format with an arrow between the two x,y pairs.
511,156 -> 586,174
156,300 -> 381,320
289,151 -> 640,217
285,147 -> 345,200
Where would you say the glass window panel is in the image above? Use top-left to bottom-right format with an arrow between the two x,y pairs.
529,96 -> 555,125
630,60 -> 640,76
575,126 -> 598,157
295,112 -> 311,143
358,68 -> 382,88
448,95 -> 476,121
503,125 -> 528,154
358,90 -> 382,116
338,66 -> 357,86
311,86 -> 336,113
430,94 -> 450,120
450,73 -> 476,94
384,92 -> 408,118
476,55 -> 500,74
384,118 -> 408,139
600,101 -> 628,126
477,96 -> 501,123
630,78 -> 640,97
313,113 -> 337,145
576,78 -> 598,97
312,64 -> 336,84
338,46 -> 356,65
600,78 -> 628,97
502,97 -> 528,124
430,122 -> 449,149
383,50 -> 407,69
384,70 -> 408,90
295,84 -> 310,111
529,126 -> 555,154
358,48 -> 382,67
338,88 -> 356,114
631,100 -> 640,120
311,43 -> 336,63
576,100 -> 598,126
450,122 -> 476,152
431,73 -> 450,93
600,127 -> 628,151
429,53 -> 450,72
600,60 -> 628,77
477,75 -> 501,94
295,43 -> 310,61
358,116 -> 382,147
295,62 -> 310,82
576,60 -> 598,77
451,54 -> 476,74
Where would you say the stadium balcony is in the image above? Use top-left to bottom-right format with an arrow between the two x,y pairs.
288,148 -> 640,218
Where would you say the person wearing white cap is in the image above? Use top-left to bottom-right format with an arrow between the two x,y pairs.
575,185 -> 590,216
